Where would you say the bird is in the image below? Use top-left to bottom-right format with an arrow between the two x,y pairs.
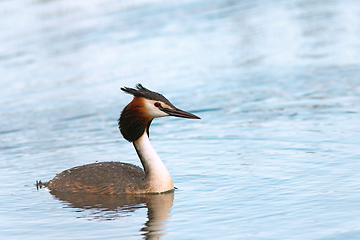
45,84 -> 200,194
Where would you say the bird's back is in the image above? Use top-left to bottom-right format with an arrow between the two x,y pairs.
46,162 -> 146,194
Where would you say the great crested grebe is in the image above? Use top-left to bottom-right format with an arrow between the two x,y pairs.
45,84 -> 200,194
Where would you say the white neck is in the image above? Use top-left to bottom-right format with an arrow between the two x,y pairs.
133,132 -> 174,193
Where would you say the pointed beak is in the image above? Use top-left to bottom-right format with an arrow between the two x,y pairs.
161,107 -> 201,119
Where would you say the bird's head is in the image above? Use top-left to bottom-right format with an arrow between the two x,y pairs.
119,84 -> 200,142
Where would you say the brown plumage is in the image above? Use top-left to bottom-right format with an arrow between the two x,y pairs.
45,162 -> 146,194
119,96 -> 152,142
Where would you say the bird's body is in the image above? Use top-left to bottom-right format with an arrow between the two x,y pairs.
45,84 -> 200,194
46,162 -> 145,194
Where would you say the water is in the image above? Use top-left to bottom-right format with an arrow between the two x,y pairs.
1,0 -> 360,239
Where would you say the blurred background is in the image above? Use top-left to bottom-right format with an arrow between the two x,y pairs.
1,0 -> 360,239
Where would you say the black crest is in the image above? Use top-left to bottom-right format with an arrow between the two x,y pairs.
121,84 -> 175,108
119,84 -> 170,142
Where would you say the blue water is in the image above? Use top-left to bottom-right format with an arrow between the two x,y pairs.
1,0 -> 360,239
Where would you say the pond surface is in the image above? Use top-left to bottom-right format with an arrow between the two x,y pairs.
1,0 -> 360,239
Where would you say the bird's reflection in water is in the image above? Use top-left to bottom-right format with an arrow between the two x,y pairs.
49,190 -> 174,239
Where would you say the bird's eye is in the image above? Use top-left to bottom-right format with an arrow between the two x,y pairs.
154,102 -> 161,107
